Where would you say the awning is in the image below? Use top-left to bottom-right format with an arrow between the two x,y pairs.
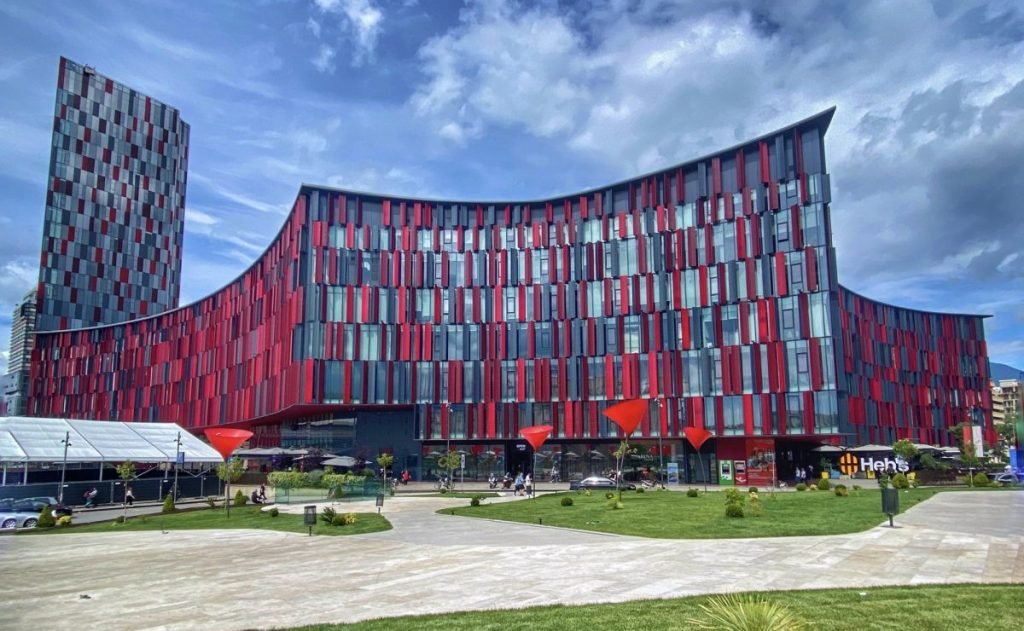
0,416 -> 223,464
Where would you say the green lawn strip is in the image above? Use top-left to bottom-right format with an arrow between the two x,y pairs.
23,505 -> 391,536
441,488 -> 938,538
424,492 -> 500,499
286,583 -> 1023,630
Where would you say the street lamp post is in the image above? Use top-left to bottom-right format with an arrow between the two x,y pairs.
59,431 -> 71,505
657,399 -> 665,486
173,431 -> 183,501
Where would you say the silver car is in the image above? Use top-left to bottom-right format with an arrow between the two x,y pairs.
0,498 -> 38,529
0,511 -> 38,529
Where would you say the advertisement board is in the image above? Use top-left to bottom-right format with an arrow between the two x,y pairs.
667,462 -> 680,484
745,438 -> 776,488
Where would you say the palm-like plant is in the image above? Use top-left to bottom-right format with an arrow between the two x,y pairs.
688,594 -> 805,631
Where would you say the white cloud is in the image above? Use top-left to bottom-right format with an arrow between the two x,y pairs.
312,0 -> 384,67
306,17 -> 322,39
412,3 -> 592,140
312,44 -> 336,73
186,208 -> 219,226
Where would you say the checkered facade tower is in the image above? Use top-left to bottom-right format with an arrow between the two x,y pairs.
35,57 -> 189,331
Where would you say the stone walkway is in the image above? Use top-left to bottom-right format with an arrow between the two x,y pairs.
0,491 -> 1020,630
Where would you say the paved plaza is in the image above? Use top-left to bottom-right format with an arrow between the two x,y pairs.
0,491 -> 1021,630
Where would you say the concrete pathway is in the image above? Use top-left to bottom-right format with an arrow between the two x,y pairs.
0,491 -> 1020,630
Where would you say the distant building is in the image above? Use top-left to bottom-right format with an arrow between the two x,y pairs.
35,57 -> 189,331
4,289 -> 37,415
991,378 -> 1022,425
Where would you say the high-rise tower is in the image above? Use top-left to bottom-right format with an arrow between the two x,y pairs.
35,57 -> 189,331
4,289 -> 37,415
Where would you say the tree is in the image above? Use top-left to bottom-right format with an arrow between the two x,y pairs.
216,457 -> 246,517
376,452 -> 394,483
994,415 -> 1019,463
436,451 -> 460,489
612,440 -> 637,502
892,439 -> 918,466
115,460 -> 135,523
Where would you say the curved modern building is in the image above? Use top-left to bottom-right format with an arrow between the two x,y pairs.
27,107 -> 992,482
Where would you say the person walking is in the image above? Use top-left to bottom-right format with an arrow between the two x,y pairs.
513,472 -> 525,496
524,473 -> 533,497
124,486 -> 135,506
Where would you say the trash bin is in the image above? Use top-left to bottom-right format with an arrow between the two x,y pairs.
304,505 -> 317,536
881,488 -> 899,527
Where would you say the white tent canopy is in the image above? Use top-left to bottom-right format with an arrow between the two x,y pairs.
0,417 -> 223,464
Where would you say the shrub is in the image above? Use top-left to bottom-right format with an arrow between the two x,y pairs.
834,484 -> 847,492
267,471 -> 310,490
37,506 -> 56,528
748,487 -> 759,494
972,472 -> 990,487
607,500 -> 625,510
808,485 -> 817,492
605,492 -> 616,500
686,488 -> 700,498
331,513 -> 346,526
57,515 -> 73,527
113,515 -> 126,524
878,477 -> 891,489
583,489 -> 592,497
834,486 -> 849,497
162,493 -> 175,514
724,488 -> 743,503
306,469 -> 325,488
233,489 -> 248,507
636,487 -> 645,494
749,495 -> 763,517
891,473 -> 909,489
560,496 -> 574,507
439,487 -> 449,495
319,506 -> 337,525
470,497 -> 481,507
342,512 -> 358,525
795,483 -> 807,492
816,478 -> 831,491
269,507 -> 279,517
725,503 -> 744,518
688,594 -> 804,630
910,477 -> 920,489
205,496 -> 216,508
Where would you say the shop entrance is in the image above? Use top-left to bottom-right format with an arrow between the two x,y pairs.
506,441 -> 532,477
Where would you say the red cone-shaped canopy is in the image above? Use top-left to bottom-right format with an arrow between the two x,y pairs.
602,399 -> 647,436
520,425 -> 553,451
204,428 -> 253,460
683,427 -> 714,450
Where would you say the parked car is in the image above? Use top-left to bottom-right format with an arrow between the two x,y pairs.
0,510 -> 39,529
569,476 -> 637,491
988,472 -> 1021,486
13,496 -> 73,518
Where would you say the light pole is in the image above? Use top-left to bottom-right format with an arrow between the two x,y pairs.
656,398 -> 665,485
173,431 -> 183,501
59,431 -> 71,505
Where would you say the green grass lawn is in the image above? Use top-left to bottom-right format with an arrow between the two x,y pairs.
24,505 -> 392,537
443,487 -> 938,538
286,583 -> 1023,630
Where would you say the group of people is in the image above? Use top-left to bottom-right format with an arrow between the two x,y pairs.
250,484 -> 268,504
795,465 -> 815,484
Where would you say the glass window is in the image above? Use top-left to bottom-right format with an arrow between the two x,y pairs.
786,393 -> 803,434
722,304 -> 740,345
723,396 -> 743,436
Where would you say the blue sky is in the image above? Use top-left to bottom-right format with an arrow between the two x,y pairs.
1,0 -> 1023,376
